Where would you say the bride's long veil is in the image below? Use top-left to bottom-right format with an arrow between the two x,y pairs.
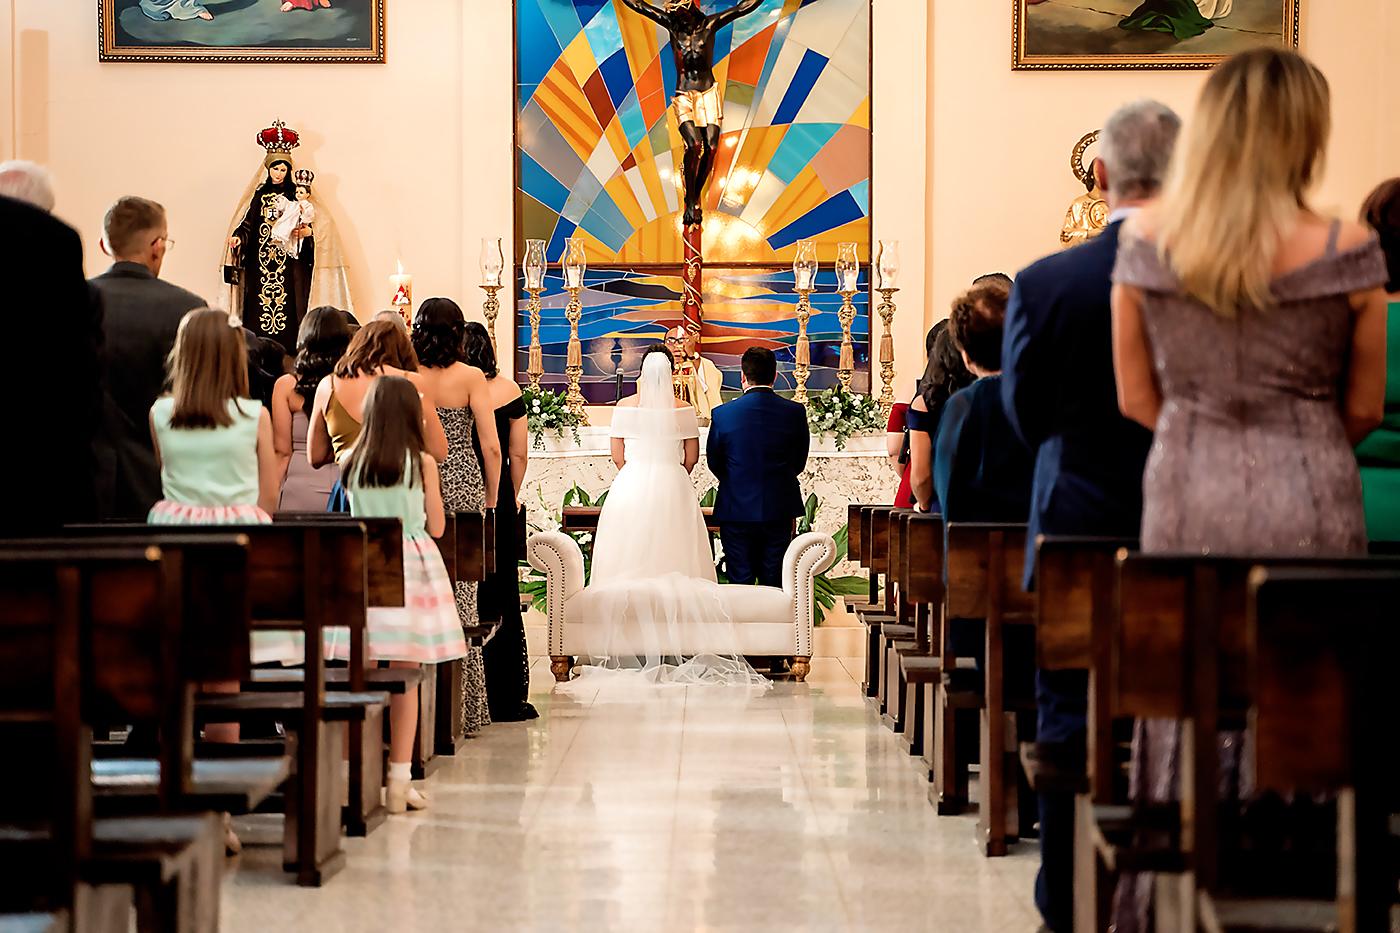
561,351 -> 769,694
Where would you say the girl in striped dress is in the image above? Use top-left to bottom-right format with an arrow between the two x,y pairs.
327,375 -> 466,812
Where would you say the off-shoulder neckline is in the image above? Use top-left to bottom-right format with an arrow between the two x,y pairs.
1121,233 -> 1381,285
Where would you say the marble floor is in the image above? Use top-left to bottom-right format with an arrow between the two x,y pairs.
222,658 -> 1044,932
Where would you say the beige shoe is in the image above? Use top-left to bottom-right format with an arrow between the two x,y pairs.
223,813 -> 242,856
385,778 -> 429,814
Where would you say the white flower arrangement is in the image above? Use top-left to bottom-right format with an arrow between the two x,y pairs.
805,385 -> 884,451
521,386 -> 584,449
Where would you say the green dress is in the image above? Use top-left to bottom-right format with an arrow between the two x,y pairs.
1357,301 -> 1400,542
1119,0 -> 1215,40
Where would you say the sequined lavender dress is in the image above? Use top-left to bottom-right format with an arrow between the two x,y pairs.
1108,224 -> 1388,931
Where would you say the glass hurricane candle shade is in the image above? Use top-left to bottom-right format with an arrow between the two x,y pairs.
836,242 -> 860,293
876,240 -> 899,290
523,239 -> 547,290
480,237 -> 505,288
563,237 -> 587,290
793,239 -> 818,292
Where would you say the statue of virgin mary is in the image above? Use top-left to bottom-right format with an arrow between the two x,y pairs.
222,120 -> 353,355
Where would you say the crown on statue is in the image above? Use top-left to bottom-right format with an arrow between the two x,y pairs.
257,120 -> 300,156
293,169 -> 315,188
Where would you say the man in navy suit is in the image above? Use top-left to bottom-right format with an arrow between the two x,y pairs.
1000,99 -> 1179,933
707,347 -> 810,586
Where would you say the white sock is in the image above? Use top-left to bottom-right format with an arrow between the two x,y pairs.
388,761 -> 412,783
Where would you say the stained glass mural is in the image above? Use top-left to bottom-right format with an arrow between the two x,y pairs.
514,0 -> 872,399
515,267 -> 870,404
515,0 -> 870,263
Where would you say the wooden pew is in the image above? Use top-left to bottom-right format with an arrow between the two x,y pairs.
1029,537 -> 1139,799
65,524 -> 386,886
845,502 -> 876,613
0,542 -> 271,932
432,510 -> 493,760
1093,553 -> 1400,932
898,513 -> 944,767
1216,568 -> 1398,933
878,510 -> 919,732
857,506 -> 897,702
940,522 -> 1034,856
278,509 -> 492,767
0,554 -> 134,933
259,515 -> 404,834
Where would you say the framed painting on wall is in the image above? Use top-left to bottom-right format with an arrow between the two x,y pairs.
1013,0 -> 1299,70
99,0 -> 386,63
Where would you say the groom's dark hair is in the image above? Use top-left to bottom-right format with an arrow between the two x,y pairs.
741,347 -> 777,386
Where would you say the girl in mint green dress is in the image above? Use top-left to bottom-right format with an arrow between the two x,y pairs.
149,308 -> 293,668
327,374 -> 465,813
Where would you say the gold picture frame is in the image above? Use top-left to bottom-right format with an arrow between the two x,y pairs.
99,0 -> 386,64
1012,0 -> 1300,71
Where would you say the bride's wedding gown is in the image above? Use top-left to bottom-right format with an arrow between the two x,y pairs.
562,352 -> 767,691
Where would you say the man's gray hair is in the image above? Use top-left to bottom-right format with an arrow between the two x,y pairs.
1099,100 -> 1181,199
0,160 -> 56,212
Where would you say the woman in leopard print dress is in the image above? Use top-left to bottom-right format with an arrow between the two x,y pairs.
412,299 -> 503,736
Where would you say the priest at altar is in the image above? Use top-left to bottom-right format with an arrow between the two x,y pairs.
665,326 -> 724,422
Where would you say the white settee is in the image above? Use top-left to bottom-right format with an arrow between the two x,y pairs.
526,531 -> 838,683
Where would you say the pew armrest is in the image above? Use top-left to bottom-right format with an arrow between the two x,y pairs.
527,532 -> 586,657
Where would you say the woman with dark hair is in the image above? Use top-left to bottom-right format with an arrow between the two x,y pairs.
886,324 -> 959,509
1357,178 -> 1400,542
308,319 -> 448,511
461,321 -> 537,720
906,316 -> 975,512
412,299 -> 502,735
272,306 -> 353,511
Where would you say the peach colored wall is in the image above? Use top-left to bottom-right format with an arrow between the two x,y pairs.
2,0 -> 1393,390
925,0 -> 1400,321
0,0 -> 931,397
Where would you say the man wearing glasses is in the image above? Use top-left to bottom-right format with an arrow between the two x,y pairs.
91,196 -> 205,521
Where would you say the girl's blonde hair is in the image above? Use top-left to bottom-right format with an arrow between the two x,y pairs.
167,308 -> 249,428
1156,47 -> 1331,315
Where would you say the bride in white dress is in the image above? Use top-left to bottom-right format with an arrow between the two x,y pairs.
562,347 -> 767,690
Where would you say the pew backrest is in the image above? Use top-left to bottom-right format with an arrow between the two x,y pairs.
1247,567 -> 1398,795
943,523 -> 1033,622
902,513 -> 944,605
1113,554 -> 1400,721
1033,536 -> 1136,671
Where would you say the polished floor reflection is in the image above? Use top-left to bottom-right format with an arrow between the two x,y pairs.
223,658 -> 1043,931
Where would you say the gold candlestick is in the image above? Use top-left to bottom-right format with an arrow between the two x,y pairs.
480,284 -> 503,356
793,287 -> 815,404
876,287 -> 898,419
837,289 -> 857,392
525,286 -> 544,389
563,285 -> 589,424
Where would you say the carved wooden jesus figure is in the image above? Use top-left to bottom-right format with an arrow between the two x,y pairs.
620,0 -> 765,225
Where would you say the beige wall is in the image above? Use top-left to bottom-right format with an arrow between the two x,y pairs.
925,0 -> 1400,321
1,0 -> 1394,391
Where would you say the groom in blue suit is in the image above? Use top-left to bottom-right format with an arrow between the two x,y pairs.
707,347 -> 810,586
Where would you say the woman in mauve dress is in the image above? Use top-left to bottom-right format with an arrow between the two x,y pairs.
1108,48 -> 1389,931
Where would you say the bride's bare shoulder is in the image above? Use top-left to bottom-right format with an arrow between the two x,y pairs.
672,398 -> 689,410
617,396 -> 640,408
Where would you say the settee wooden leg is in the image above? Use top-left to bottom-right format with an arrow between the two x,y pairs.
790,657 -> 811,683
550,656 -> 573,682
